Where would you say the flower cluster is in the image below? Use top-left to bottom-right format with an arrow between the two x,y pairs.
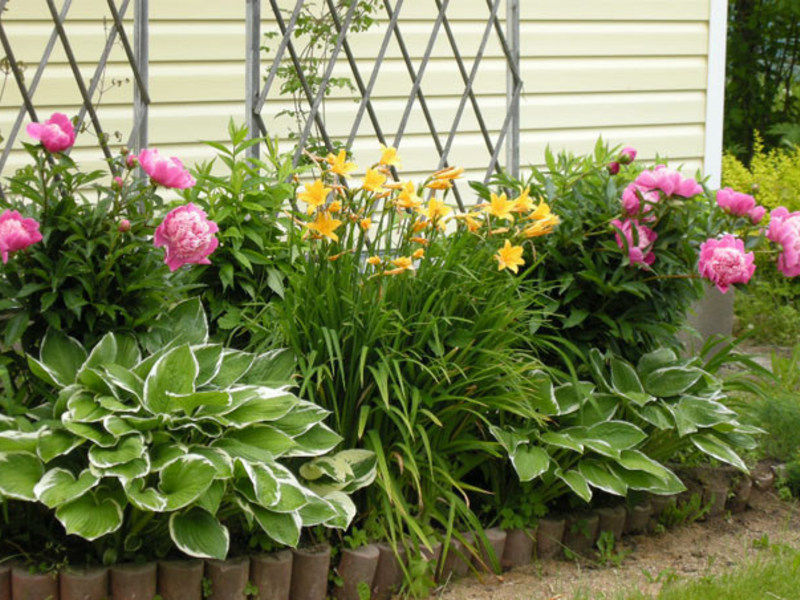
698,235 -> 756,293
766,207 -> 800,277
292,147 -> 559,279
0,210 -> 42,263
621,165 -> 703,219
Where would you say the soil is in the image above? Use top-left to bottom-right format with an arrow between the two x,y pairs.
435,488 -> 800,600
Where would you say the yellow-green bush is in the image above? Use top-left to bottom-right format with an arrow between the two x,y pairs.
722,134 -> 800,212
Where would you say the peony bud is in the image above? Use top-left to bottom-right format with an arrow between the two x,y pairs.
619,146 -> 637,164
607,162 -> 621,175
113,176 -> 124,189
118,219 -> 131,233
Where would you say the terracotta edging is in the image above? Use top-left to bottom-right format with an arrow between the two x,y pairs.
289,544 -> 330,600
251,551 -> 293,600
158,560 -> 203,600
59,567 -> 107,600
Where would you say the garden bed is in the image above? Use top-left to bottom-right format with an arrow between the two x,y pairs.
440,482 -> 798,599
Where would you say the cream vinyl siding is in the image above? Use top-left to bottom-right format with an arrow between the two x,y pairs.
2,1 -> 712,183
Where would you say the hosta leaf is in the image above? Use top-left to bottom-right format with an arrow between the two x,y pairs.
610,358 -> 643,395
298,491 -> 339,526
102,416 -> 137,437
100,458 -> 150,480
0,431 -> 39,453
193,344 -> 224,386
616,449 -> 671,482
79,333 -> 118,375
38,429 -> 84,462
251,505 -> 301,547
284,423 -> 342,457
690,432 -> 748,472
150,443 -> 187,471
266,400 -> 326,434
644,367 -> 704,398
637,348 -> 678,376
187,446 -> 234,479
566,394 -> 618,426
0,452 -> 44,500
40,330 -> 86,384
114,334 -> 141,369
510,445 -> 550,482
143,344 -> 198,414
67,393 -> 111,423
582,438 -> 620,459
632,404 -> 674,430
34,468 -> 98,508
55,492 -> 123,540
61,420 -> 116,447
488,425 -> 530,455
240,460 -> 280,507
529,371 -> 559,414
299,455 -> 352,483
557,469 -> 592,503
168,390 -> 231,416
578,459 -> 628,496
609,463 -> 686,494
159,454 -> 216,510
665,404 -> 698,437
219,389 -> 296,427
210,350 -> 255,388
588,348 -> 611,392
89,435 -> 145,468
540,431 -> 583,453
170,508 -> 229,559
212,429 -> 296,464
27,356 -> 60,387
270,464 -> 308,513
240,349 -> 295,388
102,365 -> 144,400
585,421 -> 646,450
320,490 -> 357,529
675,397 -> 737,429
125,478 -> 168,511
196,480 -> 226,515
97,396 -> 139,413
554,382 -> 593,416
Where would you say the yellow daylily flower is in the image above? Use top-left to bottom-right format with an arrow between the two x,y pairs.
418,198 -> 452,223
325,149 -> 357,178
484,193 -> 515,221
362,168 -> 387,193
379,144 -> 402,168
529,201 -> 557,222
395,182 -> 423,211
495,239 -> 525,273
454,212 -> 484,232
359,218 -> 372,231
522,214 -> 560,238
367,255 -> 382,266
426,179 -> 452,190
305,211 -> 342,242
298,179 -> 331,213
410,236 -> 428,245
433,166 -> 464,180
383,256 -> 414,275
328,200 -> 342,213
412,248 -> 425,259
511,187 -> 535,213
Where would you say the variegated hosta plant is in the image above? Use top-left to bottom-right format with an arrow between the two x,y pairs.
491,347 -> 761,506
0,300 -> 376,560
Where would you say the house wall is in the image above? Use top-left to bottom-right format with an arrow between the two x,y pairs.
1,0 -> 718,191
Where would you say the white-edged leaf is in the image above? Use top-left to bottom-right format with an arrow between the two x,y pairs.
169,508 -> 229,559
34,468 -> 98,508
55,492 -> 123,540
0,452 -> 44,500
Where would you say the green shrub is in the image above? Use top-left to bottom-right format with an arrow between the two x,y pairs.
272,149 -> 551,557
0,143 -> 186,411
0,300 -> 374,563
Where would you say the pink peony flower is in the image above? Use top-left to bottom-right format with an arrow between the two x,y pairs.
748,205 -> 766,224
766,207 -> 800,277
612,218 -> 658,266
621,183 -> 659,217
0,210 -> 43,263
634,165 -> 703,198
607,161 -> 620,175
154,203 -> 218,271
138,148 -> 196,189
698,234 -> 755,293
25,113 -> 75,153
716,187 -> 756,217
619,146 -> 637,164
